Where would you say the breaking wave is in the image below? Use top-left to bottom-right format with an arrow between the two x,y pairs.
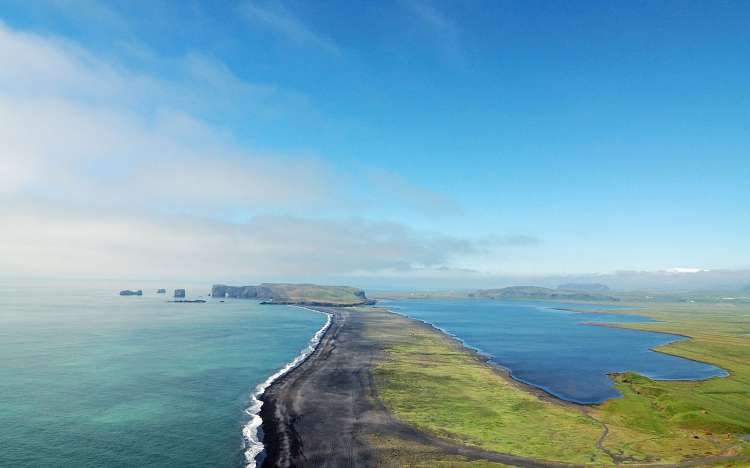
242,307 -> 332,467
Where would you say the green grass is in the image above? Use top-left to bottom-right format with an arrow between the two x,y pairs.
370,302 -> 750,465
369,319 -> 608,465
369,434 -> 513,467
263,283 -> 369,305
594,302 -> 750,463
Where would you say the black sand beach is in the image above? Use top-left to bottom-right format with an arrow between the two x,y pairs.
258,307 -> 565,467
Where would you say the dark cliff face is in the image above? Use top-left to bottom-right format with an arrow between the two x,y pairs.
211,284 -> 272,299
119,289 -> 143,296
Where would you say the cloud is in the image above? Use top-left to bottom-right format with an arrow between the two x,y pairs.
0,22 -> 511,279
0,22 -> 334,213
479,234 -> 542,248
402,0 -> 461,59
0,94 -> 333,213
40,0 -> 129,32
238,1 -> 341,55
366,168 -> 462,215
0,201 -> 480,279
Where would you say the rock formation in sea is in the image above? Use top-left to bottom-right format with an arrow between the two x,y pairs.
119,290 -> 143,296
174,289 -> 186,298
156,289 -> 166,294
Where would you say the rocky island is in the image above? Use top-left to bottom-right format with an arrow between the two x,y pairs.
119,289 -> 142,296
211,283 -> 375,307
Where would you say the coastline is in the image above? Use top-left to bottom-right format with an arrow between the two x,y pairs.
242,307 -> 332,468
390,303 -> 728,403
386,306 -> 588,408
256,306 -> 575,467
256,306 -> 750,467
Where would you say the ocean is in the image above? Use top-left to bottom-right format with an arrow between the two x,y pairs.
384,298 -> 728,404
0,280 -> 326,467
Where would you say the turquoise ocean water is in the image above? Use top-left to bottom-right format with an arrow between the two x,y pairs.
0,280 -> 325,467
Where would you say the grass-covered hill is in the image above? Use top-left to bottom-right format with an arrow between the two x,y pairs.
372,285 -> 621,302
475,285 -> 620,301
211,283 -> 375,306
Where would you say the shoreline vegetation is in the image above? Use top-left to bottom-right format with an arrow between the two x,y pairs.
257,300 -> 750,467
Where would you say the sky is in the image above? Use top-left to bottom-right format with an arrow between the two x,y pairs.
0,0 -> 749,289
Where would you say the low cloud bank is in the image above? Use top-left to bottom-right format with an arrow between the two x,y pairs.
0,202 -> 486,280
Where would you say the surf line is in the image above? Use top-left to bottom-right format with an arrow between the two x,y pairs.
242,306 -> 333,468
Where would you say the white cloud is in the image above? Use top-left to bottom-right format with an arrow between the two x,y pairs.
0,22 -> 498,280
402,0 -> 462,59
0,201 -> 479,279
239,1 -> 341,55
366,168 -> 462,215
666,267 -> 708,274
0,22 -> 333,212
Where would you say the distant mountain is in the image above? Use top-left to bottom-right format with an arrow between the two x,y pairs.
477,286 -> 619,302
211,283 -> 375,306
557,283 -> 611,292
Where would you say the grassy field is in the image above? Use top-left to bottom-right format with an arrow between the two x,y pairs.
369,317 -> 609,465
264,283 -> 371,305
369,434 -> 514,467
370,302 -> 750,465
596,302 -> 750,463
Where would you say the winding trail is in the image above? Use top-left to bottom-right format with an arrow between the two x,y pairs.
258,307 -> 749,468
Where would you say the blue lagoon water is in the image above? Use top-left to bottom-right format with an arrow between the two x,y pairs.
0,280 -> 325,467
384,299 -> 727,404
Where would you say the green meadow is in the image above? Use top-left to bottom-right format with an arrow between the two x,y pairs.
370,302 -> 750,466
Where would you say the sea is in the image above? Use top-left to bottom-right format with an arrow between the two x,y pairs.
0,280 -> 326,468
1,283 -> 729,467
384,298 -> 728,404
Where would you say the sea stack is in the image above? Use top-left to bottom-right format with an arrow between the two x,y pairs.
174,289 -> 186,298
119,290 -> 143,296
156,288 -> 166,294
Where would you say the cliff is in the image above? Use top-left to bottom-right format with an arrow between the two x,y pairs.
211,283 -> 375,307
119,289 -> 142,296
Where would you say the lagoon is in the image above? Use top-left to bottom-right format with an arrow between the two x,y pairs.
384,298 -> 727,404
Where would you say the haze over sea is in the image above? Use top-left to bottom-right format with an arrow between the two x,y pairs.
0,280 -> 325,468
385,299 -> 727,404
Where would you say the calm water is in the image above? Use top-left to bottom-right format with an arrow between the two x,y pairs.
385,299 -> 727,404
0,281 -> 325,467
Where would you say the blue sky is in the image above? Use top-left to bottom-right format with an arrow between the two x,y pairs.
0,0 -> 748,286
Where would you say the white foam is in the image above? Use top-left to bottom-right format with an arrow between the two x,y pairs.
242,307 -> 333,467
